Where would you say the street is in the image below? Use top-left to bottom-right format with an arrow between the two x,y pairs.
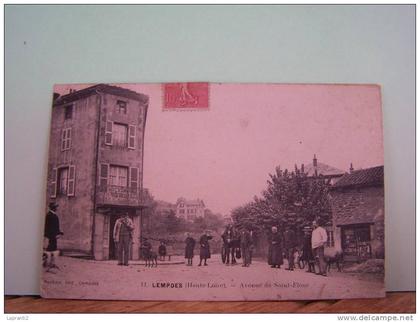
41,255 -> 385,301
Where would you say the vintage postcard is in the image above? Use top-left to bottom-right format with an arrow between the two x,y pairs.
41,83 -> 385,301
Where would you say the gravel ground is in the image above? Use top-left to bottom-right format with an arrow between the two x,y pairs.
41,255 -> 385,301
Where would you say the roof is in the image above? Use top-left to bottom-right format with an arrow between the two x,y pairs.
176,197 -> 205,207
304,162 -> 345,177
335,211 -> 377,226
332,166 -> 384,189
53,84 -> 149,106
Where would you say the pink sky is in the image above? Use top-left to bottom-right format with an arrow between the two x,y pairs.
54,83 -> 383,215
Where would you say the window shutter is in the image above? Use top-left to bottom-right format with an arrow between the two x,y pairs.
105,121 -> 113,145
128,125 -> 136,149
61,129 -> 67,151
99,163 -> 109,188
129,167 -> 138,190
67,128 -> 72,150
67,165 -> 76,196
50,168 -> 57,198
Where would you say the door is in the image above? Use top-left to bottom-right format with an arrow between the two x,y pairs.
109,215 -> 119,260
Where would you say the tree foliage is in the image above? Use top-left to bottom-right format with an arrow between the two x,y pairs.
231,165 -> 332,235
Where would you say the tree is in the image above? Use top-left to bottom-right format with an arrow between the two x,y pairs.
232,165 -> 332,235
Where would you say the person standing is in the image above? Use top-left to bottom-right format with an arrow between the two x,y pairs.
158,241 -> 167,261
283,225 -> 297,271
184,233 -> 196,266
113,212 -> 134,266
311,220 -> 328,276
302,226 -> 315,273
240,227 -> 253,267
268,226 -> 283,268
221,224 -> 237,265
44,202 -> 63,269
198,230 -> 213,266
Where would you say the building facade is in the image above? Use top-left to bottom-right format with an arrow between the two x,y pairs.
175,197 -> 205,220
304,154 -> 346,184
330,166 -> 385,262
47,84 -> 148,260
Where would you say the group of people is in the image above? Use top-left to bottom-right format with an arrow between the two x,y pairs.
44,204 -> 328,276
268,220 -> 328,276
184,231 -> 213,266
183,224 -> 255,267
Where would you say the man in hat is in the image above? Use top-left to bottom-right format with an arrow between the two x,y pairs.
240,226 -> 253,267
113,212 -> 134,266
302,226 -> 315,273
283,225 -> 297,271
311,219 -> 328,276
44,202 -> 63,269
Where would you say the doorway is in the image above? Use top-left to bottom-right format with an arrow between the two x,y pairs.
108,211 -> 135,260
109,215 -> 119,260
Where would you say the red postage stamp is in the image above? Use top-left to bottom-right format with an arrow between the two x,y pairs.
163,82 -> 209,110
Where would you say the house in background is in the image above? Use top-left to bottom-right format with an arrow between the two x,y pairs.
47,84 -> 148,260
304,154 -> 346,184
330,165 -> 385,262
175,197 -> 205,221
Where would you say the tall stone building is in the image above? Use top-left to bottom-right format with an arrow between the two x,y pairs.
46,84 -> 148,260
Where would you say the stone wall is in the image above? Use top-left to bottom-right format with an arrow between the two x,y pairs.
46,95 -> 99,254
330,186 -> 385,259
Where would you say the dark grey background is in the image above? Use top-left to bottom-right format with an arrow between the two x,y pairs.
5,4 -> 415,294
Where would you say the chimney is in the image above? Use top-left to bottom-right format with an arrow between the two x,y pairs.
350,163 -> 354,173
313,154 -> 318,177
301,163 -> 304,174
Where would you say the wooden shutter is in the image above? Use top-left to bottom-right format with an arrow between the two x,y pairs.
67,165 -> 76,196
128,125 -> 136,149
99,163 -> 109,188
67,128 -> 72,150
61,129 -> 67,151
129,167 -> 138,190
105,121 -> 113,145
50,167 -> 57,198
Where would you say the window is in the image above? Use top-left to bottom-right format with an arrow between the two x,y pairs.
51,165 -> 76,198
58,167 -> 69,195
116,100 -> 127,114
64,105 -> 73,120
327,229 -> 335,247
113,123 -> 128,147
109,166 -> 128,187
104,121 -> 136,149
99,163 -> 138,190
61,128 -> 72,151
179,209 -> 185,214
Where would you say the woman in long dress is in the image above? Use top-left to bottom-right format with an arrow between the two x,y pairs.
184,233 -> 196,266
199,231 -> 213,266
268,226 -> 283,268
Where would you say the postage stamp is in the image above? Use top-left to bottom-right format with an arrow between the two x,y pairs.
163,82 -> 209,110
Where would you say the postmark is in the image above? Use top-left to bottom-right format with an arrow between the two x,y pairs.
163,82 -> 209,110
